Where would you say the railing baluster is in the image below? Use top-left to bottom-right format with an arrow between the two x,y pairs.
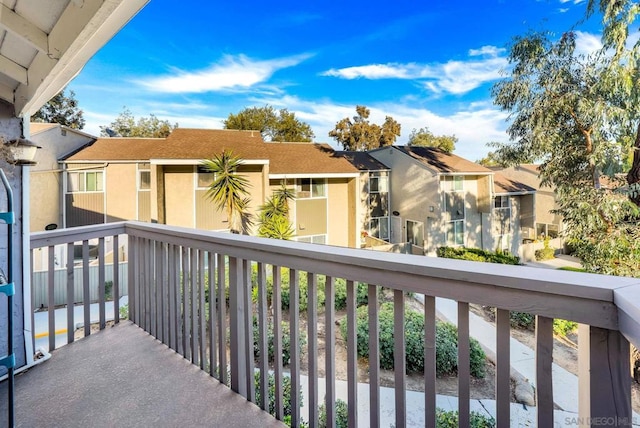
324,276 -> 336,428
424,295 -> 436,428
496,308 -> 511,427
394,289 -> 406,428
273,265 -> 284,420
66,242 -> 74,345
368,284 -> 380,428
307,272 -> 318,427
150,240 -> 157,339
244,260 -> 255,403
217,253 -> 227,385
346,279 -> 358,427
175,245 -> 183,355
257,262 -> 268,410
82,240 -> 90,336
155,241 -> 162,342
98,237 -> 105,330
199,250 -> 206,371
535,315 -> 553,428
182,247 -> 190,360
191,248 -> 198,364
458,301 -> 470,427
229,256 -> 247,397
289,268 -> 300,428
47,245 -> 55,351
113,235 -> 120,323
208,251 -> 217,378
140,238 -> 148,331
127,235 -> 136,325
161,242 -> 169,344
167,244 -> 176,350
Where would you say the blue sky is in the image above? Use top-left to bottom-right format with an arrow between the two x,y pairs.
68,0 -> 604,161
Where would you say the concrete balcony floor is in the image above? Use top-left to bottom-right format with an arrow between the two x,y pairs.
0,322 -> 284,428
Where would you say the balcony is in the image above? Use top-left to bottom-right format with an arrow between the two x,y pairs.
4,221 -> 640,427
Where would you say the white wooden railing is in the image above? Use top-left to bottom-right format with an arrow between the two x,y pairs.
30,221 -> 640,427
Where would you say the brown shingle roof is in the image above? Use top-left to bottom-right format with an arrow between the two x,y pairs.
65,128 -> 358,175
395,146 -> 492,174
30,123 -> 58,134
335,151 -> 390,171
493,172 -> 536,194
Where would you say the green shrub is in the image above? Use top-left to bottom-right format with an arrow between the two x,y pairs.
333,279 -> 368,311
253,318 -> 307,366
104,281 -> 113,300
251,266 -> 368,312
553,319 -> 577,336
340,303 -> 486,377
535,237 -> 555,261
254,371 -> 301,420
119,303 -> 128,320
435,408 -> 496,427
318,399 -> 348,428
437,247 -> 520,265
557,266 -> 587,272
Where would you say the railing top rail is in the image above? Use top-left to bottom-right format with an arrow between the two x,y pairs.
28,221 -> 640,343
30,222 -> 127,248
121,221 -> 640,332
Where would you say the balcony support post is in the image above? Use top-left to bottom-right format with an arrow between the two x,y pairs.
578,324 -> 631,427
228,256 -> 247,397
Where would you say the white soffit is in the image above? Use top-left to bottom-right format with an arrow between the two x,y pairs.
0,0 -> 148,115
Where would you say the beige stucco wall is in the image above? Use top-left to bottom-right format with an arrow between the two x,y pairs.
164,166 -> 195,228
106,163 -> 137,223
326,178 -> 351,247
30,126 -> 94,231
369,147 -> 440,247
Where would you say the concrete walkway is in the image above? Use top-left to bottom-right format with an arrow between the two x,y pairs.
33,296 -> 128,351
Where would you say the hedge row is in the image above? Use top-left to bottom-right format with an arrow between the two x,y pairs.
437,247 -> 520,265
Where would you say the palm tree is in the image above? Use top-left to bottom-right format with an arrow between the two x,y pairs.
257,183 -> 295,239
201,150 -> 252,234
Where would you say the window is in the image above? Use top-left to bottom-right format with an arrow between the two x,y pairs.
370,217 -> 389,240
536,223 -> 559,239
406,220 -> 424,246
493,196 -> 511,251
297,178 -> 326,198
196,165 -> 214,189
67,171 -> 104,193
138,171 -> 151,190
296,234 -> 327,245
442,175 -> 464,246
368,171 -> 390,240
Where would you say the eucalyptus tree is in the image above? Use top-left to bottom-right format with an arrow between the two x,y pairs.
201,150 -> 253,234
491,27 -> 640,276
408,127 -> 457,153
329,105 -> 401,151
224,105 -> 314,142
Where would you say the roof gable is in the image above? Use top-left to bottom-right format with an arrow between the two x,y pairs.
394,146 -> 492,174
65,128 -> 358,175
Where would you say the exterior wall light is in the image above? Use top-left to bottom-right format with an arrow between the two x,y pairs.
5,137 -> 40,165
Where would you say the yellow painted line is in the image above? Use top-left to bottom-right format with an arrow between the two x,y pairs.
34,329 -> 67,339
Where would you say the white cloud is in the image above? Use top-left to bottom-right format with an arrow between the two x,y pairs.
322,64 -> 413,79
322,46 -> 507,95
137,53 -> 312,93
574,31 -> 603,56
253,95 -> 508,161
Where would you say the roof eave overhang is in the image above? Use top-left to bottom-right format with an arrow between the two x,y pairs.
16,0 -> 149,116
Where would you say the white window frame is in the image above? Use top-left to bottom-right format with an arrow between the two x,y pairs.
368,171 -> 390,240
406,219 -> 424,247
138,163 -> 151,191
442,175 -> 465,246
195,165 -> 215,190
493,196 -> 511,251
294,234 -> 327,245
297,178 -> 326,199
66,170 -> 105,193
